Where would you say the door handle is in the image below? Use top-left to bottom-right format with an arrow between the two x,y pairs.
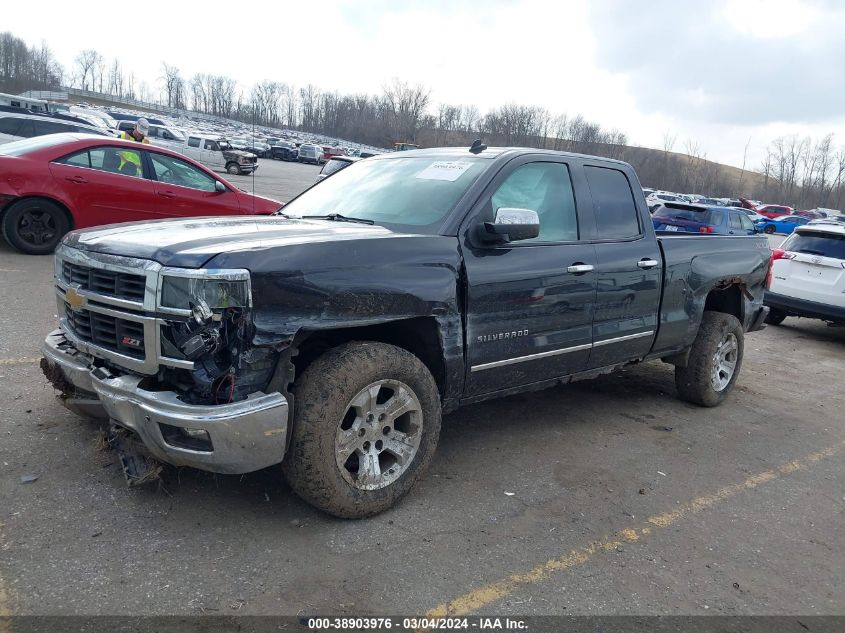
65,176 -> 87,184
157,191 -> 176,199
567,263 -> 594,274
637,259 -> 659,269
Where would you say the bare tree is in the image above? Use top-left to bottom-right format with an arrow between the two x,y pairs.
73,49 -> 101,90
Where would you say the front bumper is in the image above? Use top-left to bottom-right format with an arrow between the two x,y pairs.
239,164 -> 258,173
42,330 -> 289,474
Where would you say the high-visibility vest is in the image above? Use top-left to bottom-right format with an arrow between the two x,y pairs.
116,131 -> 149,176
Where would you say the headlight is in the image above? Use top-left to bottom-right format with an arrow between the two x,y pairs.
158,269 -> 251,313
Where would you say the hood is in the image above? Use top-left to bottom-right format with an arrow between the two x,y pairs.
223,149 -> 255,159
62,216 -> 405,268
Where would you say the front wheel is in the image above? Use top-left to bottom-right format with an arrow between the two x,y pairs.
2,198 -> 70,255
763,225 -> 775,234
283,341 -> 441,518
225,162 -> 240,175
675,311 -> 744,407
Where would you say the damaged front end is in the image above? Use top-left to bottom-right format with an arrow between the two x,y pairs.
42,246 -> 290,476
155,268 -> 278,406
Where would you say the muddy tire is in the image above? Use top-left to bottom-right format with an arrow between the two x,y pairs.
764,308 -> 787,325
675,311 -> 744,407
225,162 -> 240,175
2,198 -> 69,255
283,341 -> 441,518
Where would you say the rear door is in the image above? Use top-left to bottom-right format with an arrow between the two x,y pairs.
146,150 -> 241,217
49,145 -> 159,227
583,164 -> 661,368
462,156 -> 597,396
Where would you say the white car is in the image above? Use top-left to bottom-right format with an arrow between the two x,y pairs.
765,220 -> 845,325
737,208 -> 767,223
646,191 -> 684,210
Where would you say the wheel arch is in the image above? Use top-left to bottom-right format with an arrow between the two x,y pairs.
287,317 -> 449,401
1,194 -> 75,230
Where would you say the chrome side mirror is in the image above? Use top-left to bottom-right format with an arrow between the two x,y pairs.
480,207 -> 540,243
214,181 -> 227,193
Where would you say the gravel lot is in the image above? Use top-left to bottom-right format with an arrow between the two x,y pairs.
0,159 -> 842,619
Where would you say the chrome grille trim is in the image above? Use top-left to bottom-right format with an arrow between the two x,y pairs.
55,247 -> 195,375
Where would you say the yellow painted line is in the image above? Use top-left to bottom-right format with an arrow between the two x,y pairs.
0,357 -> 40,366
427,440 -> 845,617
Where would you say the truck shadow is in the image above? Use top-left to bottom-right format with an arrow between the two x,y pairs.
123,360 -> 681,521
774,320 -> 845,346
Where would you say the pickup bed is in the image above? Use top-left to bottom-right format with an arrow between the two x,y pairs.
41,146 -> 772,517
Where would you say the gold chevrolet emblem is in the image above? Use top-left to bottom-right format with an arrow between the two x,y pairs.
65,287 -> 87,312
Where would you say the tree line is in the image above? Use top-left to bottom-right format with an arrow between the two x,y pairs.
1,30 -> 843,210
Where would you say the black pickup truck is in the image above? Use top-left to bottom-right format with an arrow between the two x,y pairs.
41,146 -> 772,517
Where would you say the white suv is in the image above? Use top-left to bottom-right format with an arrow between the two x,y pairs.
765,220 -> 845,325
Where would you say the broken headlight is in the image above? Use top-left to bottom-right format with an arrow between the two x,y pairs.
158,269 -> 251,313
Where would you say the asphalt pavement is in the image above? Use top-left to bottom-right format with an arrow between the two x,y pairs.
0,161 -> 842,620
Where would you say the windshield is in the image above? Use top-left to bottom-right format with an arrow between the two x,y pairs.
653,206 -> 707,222
282,156 -> 489,232
218,141 -> 232,150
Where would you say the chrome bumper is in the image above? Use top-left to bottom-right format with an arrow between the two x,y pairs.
42,330 -> 289,474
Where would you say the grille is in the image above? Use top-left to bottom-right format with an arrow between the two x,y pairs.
62,261 -> 146,302
64,303 -> 146,359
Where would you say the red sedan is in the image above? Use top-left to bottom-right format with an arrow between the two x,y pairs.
756,204 -> 794,219
0,133 -> 282,255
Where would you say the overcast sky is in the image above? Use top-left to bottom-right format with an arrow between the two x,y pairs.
6,0 -> 844,168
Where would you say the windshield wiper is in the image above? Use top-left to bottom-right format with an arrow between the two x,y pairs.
301,213 -> 374,225
796,249 -> 825,255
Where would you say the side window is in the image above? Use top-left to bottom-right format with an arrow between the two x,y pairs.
739,214 -> 754,231
489,162 -> 578,243
187,137 -> 201,148
729,213 -> 743,229
204,140 -> 219,151
0,118 -> 23,135
87,147 -> 143,177
584,166 -> 641,240
55,150 -> 91,168
710,210 -> 725,226
15,120 -> 36,138
149,152 -> 217,192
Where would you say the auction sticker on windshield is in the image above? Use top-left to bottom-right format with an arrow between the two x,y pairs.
415,161 -> 474,182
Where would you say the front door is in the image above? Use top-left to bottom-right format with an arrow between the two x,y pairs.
49,145 -> 160,227
462,158 -> 598,397
146,151 -> 240,217
582,164 -> 660,368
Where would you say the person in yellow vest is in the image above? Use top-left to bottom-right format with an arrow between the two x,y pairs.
116,118 -> 150,176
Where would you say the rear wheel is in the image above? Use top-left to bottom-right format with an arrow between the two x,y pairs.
764,308 -> 787,325
2,198 -> 69,255
675,311 -> 744,407
283,341 -> 441,518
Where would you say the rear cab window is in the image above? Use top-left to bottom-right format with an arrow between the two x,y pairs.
584,166 -> 641,239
